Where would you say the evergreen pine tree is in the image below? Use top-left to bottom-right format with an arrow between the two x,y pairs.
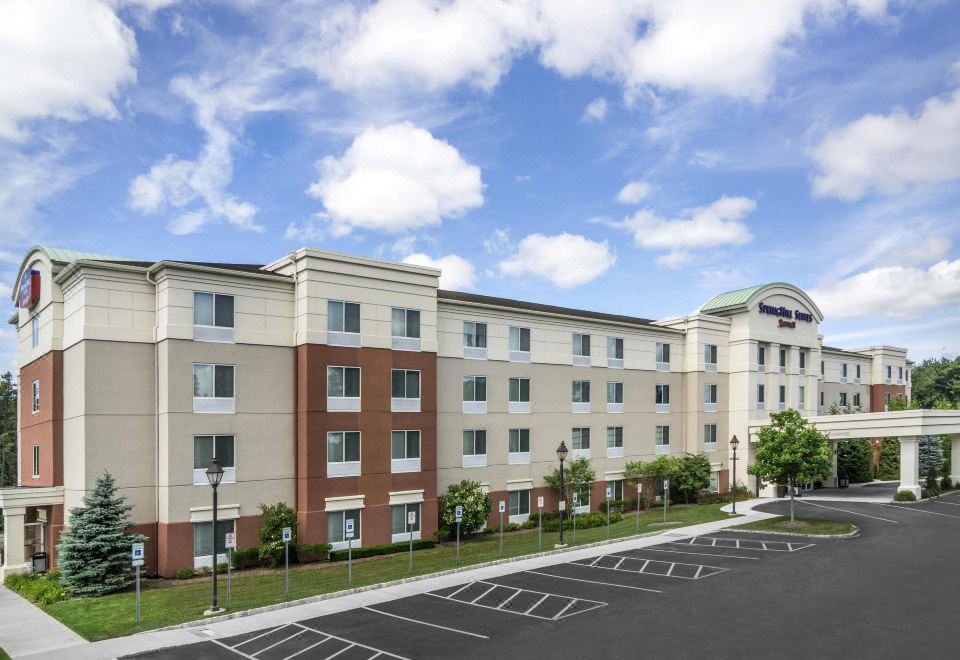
57,471 -> 144,597
919,435 -> 944,477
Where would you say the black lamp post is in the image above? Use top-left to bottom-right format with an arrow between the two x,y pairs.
556,441 -> 569,547
730,435 -> 740,514
205,457 -> 225,615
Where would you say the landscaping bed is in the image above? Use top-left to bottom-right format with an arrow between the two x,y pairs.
732,516 -> 856,536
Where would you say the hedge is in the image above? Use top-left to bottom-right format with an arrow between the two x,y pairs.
295,543 -> 332,564
329,539 -> 435,562
540,511 -> 622,532
4,570 -> 68,605
893,491 -> 916,502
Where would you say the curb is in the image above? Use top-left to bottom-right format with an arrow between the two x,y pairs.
724,526 -> 860,539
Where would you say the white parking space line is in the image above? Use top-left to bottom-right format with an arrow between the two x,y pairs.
252,629 -> 314,657
429,580 -> 607,621
525,570 -> 662,593
233,625 -> 289,649
284,638 -> 333,660
881,504 -> 960,518
798,500 -> 900,523
360,606 -> 489,639
640,547 -> 760,561
933,500 -> 960,506
573,554 -> 728,580
291,623 -> 411,660
212,640 -> 258,660
671,537 -> 814,552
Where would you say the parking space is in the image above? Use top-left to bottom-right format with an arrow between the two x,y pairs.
132,498 -> 960,659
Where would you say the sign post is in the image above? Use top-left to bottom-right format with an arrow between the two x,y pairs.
454,505 -> 463,566
407,510 -> 416,575
224,532 -> 236,608
636,482 -> 642,532
572,492 -> 578,544
281,527 -> 292,597
498,501 -> 505,559
663,479 -> 670,523
537,496 -> 544,552
131,543 -> 144,625
605,487 -> 612,537
345,519 -> 354,584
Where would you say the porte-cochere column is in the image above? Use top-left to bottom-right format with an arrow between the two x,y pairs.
898,436 -> 920,498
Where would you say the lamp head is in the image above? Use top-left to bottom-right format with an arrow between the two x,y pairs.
206,457 -> 225,487
730,435 -> 740,450
556,441 -> 569,462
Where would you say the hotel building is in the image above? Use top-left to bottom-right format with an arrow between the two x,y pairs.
0,246 -> 912,577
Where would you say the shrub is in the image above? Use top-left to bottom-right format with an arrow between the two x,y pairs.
257,502 -> 297,567
295,543 -> 331,564
440,480 -> 492,535
230,547 -> 260,570
925,468 -> 941,497
941,476 -> 953,491
216,563 -> 229,573
599,499 -> 627,514
893,491 -> 917,502
258,540 -> 286,568
328,539 -> 435,562
878,438 -> 900,480
175,567 -> 196,580
434,525 -> 451,542
837,439 -> 873,484
540,511 -> 622,532
4,571 -> 68,606
197,566 -> 212,577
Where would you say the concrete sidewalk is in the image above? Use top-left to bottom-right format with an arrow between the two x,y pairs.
19,503 -> 778,660
0,584 -> 86,658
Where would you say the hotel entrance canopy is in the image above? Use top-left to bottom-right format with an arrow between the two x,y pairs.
748,410 -> 960,498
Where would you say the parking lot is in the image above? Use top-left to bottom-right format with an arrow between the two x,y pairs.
132,492 -> 960,660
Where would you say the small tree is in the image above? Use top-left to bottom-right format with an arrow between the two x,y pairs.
626,455 -> 678,502
673,454 -> 711,503
878,438 -> 900,480
747,409 -> 832,522
544,457 -> 596,512
837,439 -> 873,484
919,436 -> 944,477
257,502 -> 297,566
57,471 -> 144,597
440,480 -> 492,535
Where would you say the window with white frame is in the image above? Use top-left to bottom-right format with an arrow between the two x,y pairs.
779,385 -> 786,409
898,366 -> 903,382
704,344 -> 718,370
328,509 -> 361,545
655,383 -> 670,412
607,427 -> 623,458
841,363 -> 848,381
758,345 -> 766,370
327,366 -> 361,411
462,429 -> 487,467
327,431 -> 361,476
884,392 -> 892,408
194,292 -> 235,328
799,386 -> 805,406
572,427 -> 590,452
509,490 -> 530,519
821,360 -> 825,375
821,391 -> 825,407
32,379 -> 39,413
656,342 -> 670,369
855,364 -> 861,381
607,382 -> 623,404
799,351 -> 806,371
853,392 -> 861,408
391,308 -> 420,350
572,380 -> 591,409
703,424 -> 717,449
32,316 -> 39,348
509,428 -> 530,456
391,430 -> 421,473
193,364 -> 235,413
573,485 -> 590,511
193,519 -> 235,567
779,348 -> 787,370
607,337 -> 623,368
839,392 -> 848,407
509,326 -> 531,361
704,384 -> 717,410
886,365 -> 892,380
572,333 -> 591,365
327,300 -> 361,345
757,384 -> 765,409
32,444 -> 39,478
708,471 -> 720,493
655,425 -> 670,446
509,377 -> 530,403
463,321 -> 487,348
391,503 -> 421,538
609,479 -> 624,501
391,369 -> 420,411
193,435 -> 235,485
463,375 -> 487,413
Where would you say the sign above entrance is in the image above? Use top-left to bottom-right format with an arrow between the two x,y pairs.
17,269 -> 40,309
758,301 -> 814,326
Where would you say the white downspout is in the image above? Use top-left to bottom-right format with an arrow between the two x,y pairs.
146,268 -> 160,551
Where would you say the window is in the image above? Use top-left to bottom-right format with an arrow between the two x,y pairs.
704,384 -> 717,410
841,363 -> 848,381
855,364 -> 861,380
758,345 -> 766,370
656,342 -> 670,369
821,391 -> 825,407
607,382 -> 624,413
757,384 -> 765,409
193,519 -> 235,567
327,431 -> 361,476
839,392 -> 848,407
328,301 -> 361,345
573,486 -> 591,511
391,308 -> 420,350
32,444 -> 39,478
509,490 -> 530,518
608,337 -> 624,368
799,386 -> 805,406
779,385 -> 786,409
655,384 -> 670,412
328,510 -> 361,545
32,379 -> 39,413
391,430 -> 421,473
193,364 -> 235,413
708,472 -> 720,494
655,425 -> 670,455
462,430 -> 487,467
704,344 -> 718,371
799,351 -> 806,370
509,326 -> 531,361
327,366 -> 361,411
853,392 -> 861,408
821,360 -> 825,376
884,392 -> 892,408
572,380 -> 591,412
391,503 -> 421,539
463,322 -> 487,348
509,428 -> 530,454
194,292 -> 235,328
391,369 -> 421,412
703,424 -> 717,449
609,480 -> 624,501
886,365 -> 892,380
607,426 -> 623,458
463,376 -> 487,413
31,316 -> 39,348
509,377 -> 530,413
572,427 -> 591,451
779,348 -> 786,369
193,435 -> 235,485
898,366 -> 904,382
573,333 -> 591,365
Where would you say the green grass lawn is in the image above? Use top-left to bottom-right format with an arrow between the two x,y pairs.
0,646 -> 10,660
732,516 -> 856,536
42,503 -> 731,641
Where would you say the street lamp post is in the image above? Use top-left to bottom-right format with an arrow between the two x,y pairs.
205,458 -> 225,616
556,441 -> 568,548
730,435 -> 740,515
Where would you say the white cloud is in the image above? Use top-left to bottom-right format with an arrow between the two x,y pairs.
656,251 -> 692,269
0,0 -> 138,140
402,252 -> 477,290
811,86 -> 960,200
582,97 -> 608,122
617,196 -> 756,252
483,228 -> 512,255
810,259 -> 960,319
307,122 -> 484,236
616,180 -> 651,204
498,232 -> 616,288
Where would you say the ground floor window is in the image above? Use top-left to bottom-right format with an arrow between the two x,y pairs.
709,471 -> 720,493
509,490 -> 530,518
193,519 -> 235,568
573,486 -> 591,513
608,479 -> 623,501
391,503 -> 421,542
328,509 -> 362,547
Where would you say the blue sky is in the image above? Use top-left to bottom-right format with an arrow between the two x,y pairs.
2,0 -> 960,370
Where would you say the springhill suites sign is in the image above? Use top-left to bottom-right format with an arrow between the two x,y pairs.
758,302 -> 813,328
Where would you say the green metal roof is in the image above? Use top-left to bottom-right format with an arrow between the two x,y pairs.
700,284 -> 769,311
32,245 -> 126,265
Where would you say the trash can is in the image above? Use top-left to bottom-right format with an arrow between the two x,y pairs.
31,552 -> 48,574
839,477 -> 850,488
